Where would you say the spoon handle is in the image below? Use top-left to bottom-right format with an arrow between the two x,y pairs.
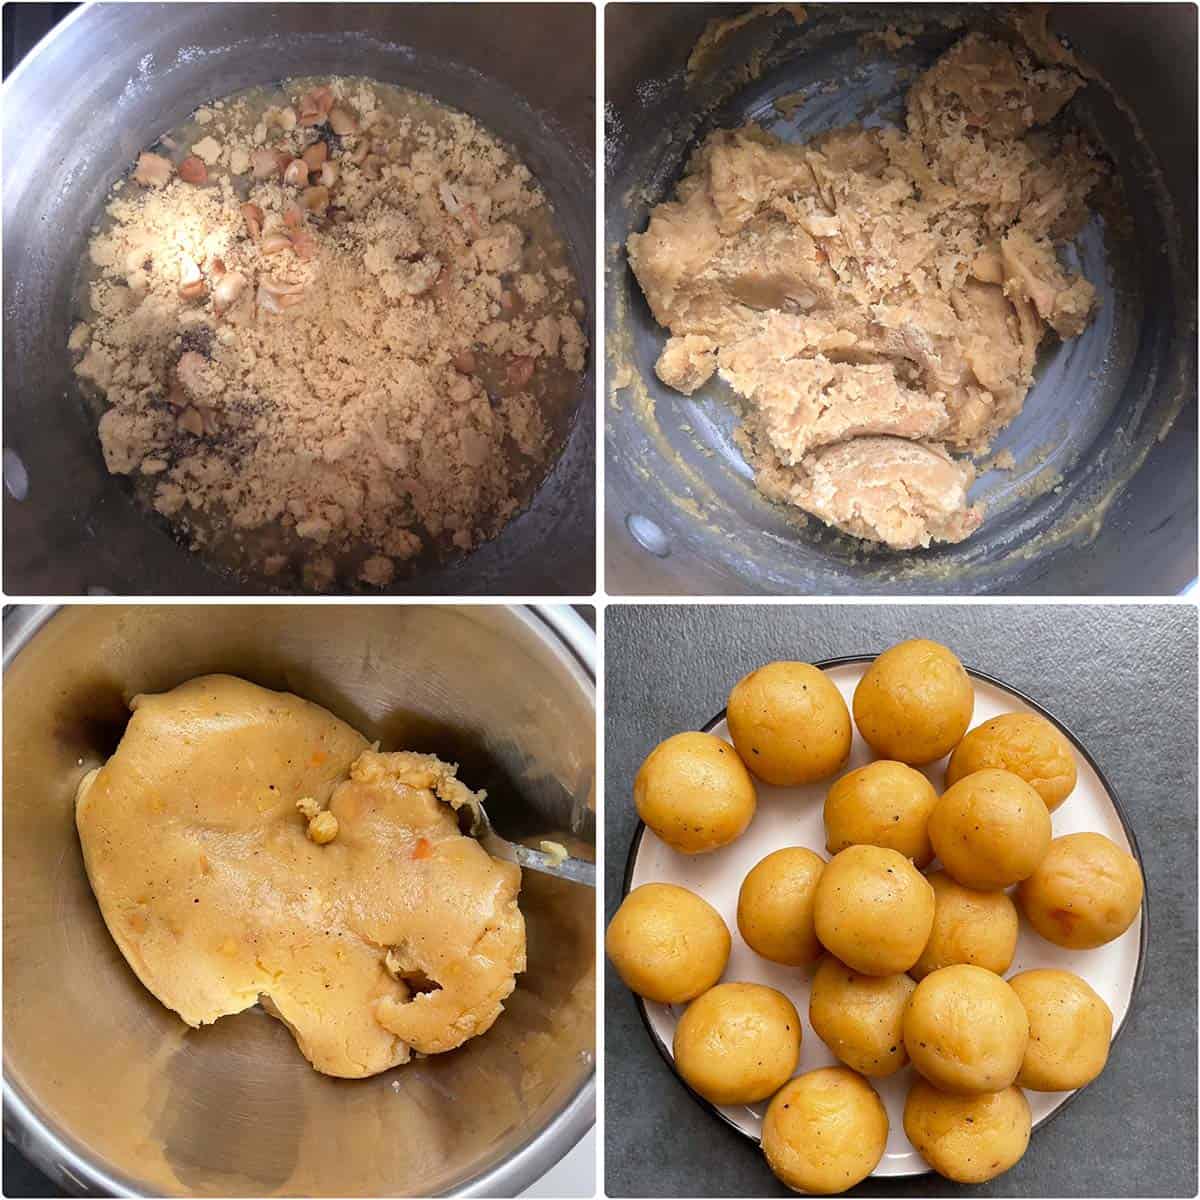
479,832 -> 596,887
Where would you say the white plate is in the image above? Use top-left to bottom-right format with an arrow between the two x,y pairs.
624,657 -> 1147,1179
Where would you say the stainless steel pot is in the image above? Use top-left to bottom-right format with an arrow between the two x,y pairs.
605,3 -> 1197,595
2,604 -> 596,1197
2,3 -> 596,595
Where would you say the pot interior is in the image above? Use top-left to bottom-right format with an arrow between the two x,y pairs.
2,3 -> 596,596
2,604 -> 595,1196
605,2 -> 1197,595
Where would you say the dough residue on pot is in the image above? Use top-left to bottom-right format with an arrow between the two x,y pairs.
628,34 -> 1106,550
686,4 -> 808,83
74,674 -> 526,1078
71,77 -> 587,590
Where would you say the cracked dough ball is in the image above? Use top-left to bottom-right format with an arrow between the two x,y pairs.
605,883 -> 730,1004
929,768 -> 1051,890
813,845 -> 935,976
911,870 -> 1019,981
75,675 -> 525,1078
1017,832 -> 1144,949
1009,968 -> 1113,1091
946,712 -> 1077,811
824,759 -> 939,866
634,731 -> 756,854
904,965 -> 1028,1095
737,846 -> 825,966
727,661 -> 852,785
809,956 -> 916,1077
853,640 -> 974,765
673,982 -> 801,1106
762,1067 -> 889,1194
904,1079 -> 1031,1183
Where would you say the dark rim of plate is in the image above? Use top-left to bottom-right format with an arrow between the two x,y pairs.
619,654 -> 1150,1177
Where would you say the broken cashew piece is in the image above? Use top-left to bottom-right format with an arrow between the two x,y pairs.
307,811 -> 339,844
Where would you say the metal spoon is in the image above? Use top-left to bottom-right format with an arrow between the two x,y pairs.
459,800 -> 595,888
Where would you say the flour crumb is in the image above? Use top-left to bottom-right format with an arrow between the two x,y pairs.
191,136 -> 222,165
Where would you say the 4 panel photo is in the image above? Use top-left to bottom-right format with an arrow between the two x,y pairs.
2,2 -> 1198,1199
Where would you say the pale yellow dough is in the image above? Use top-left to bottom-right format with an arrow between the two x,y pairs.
75,674 -> 525,1078
628,34 -> 1104,549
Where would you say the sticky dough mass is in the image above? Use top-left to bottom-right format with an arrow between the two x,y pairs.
75,674 -> 525,1078
628,34 -> 1105,549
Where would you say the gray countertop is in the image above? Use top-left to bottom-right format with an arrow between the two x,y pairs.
604,604 -> 1198,1198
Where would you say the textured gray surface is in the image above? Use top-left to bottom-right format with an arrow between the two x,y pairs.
604,605 -> 1199,1198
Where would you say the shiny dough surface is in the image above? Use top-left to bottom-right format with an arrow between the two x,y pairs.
75,674 -> 525,1078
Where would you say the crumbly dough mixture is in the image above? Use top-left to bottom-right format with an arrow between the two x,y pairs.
628,35 -> 1105,550
75,675 -> 525,1078
71,78 -> 586,589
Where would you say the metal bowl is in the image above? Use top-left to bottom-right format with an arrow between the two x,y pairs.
2,2 -> 595,595
606,2 -> 1197,595
2,604 -> 595,1196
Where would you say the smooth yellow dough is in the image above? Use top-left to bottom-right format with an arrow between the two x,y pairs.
824,759 -> 939,866
809,956 -> 915,1077
813,844 -> 935,976
762,1067 -> 889,1194
1009,968 -> 1113,1091
911,870 -> 1019,981
75,674 -> 525,1078
853,639 -> 974,765
904,965 -> 1029,1095
634,731 -> 757,854
1017,831 -> 1144,949
606,882 -> 730,1003
929,768 -> 1051,890
946,712 -> 1077,811
673,981 -> 801,1106
904,1079 -> 1032,1183
737,846 -> 825,966
726,661 -> 851,785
